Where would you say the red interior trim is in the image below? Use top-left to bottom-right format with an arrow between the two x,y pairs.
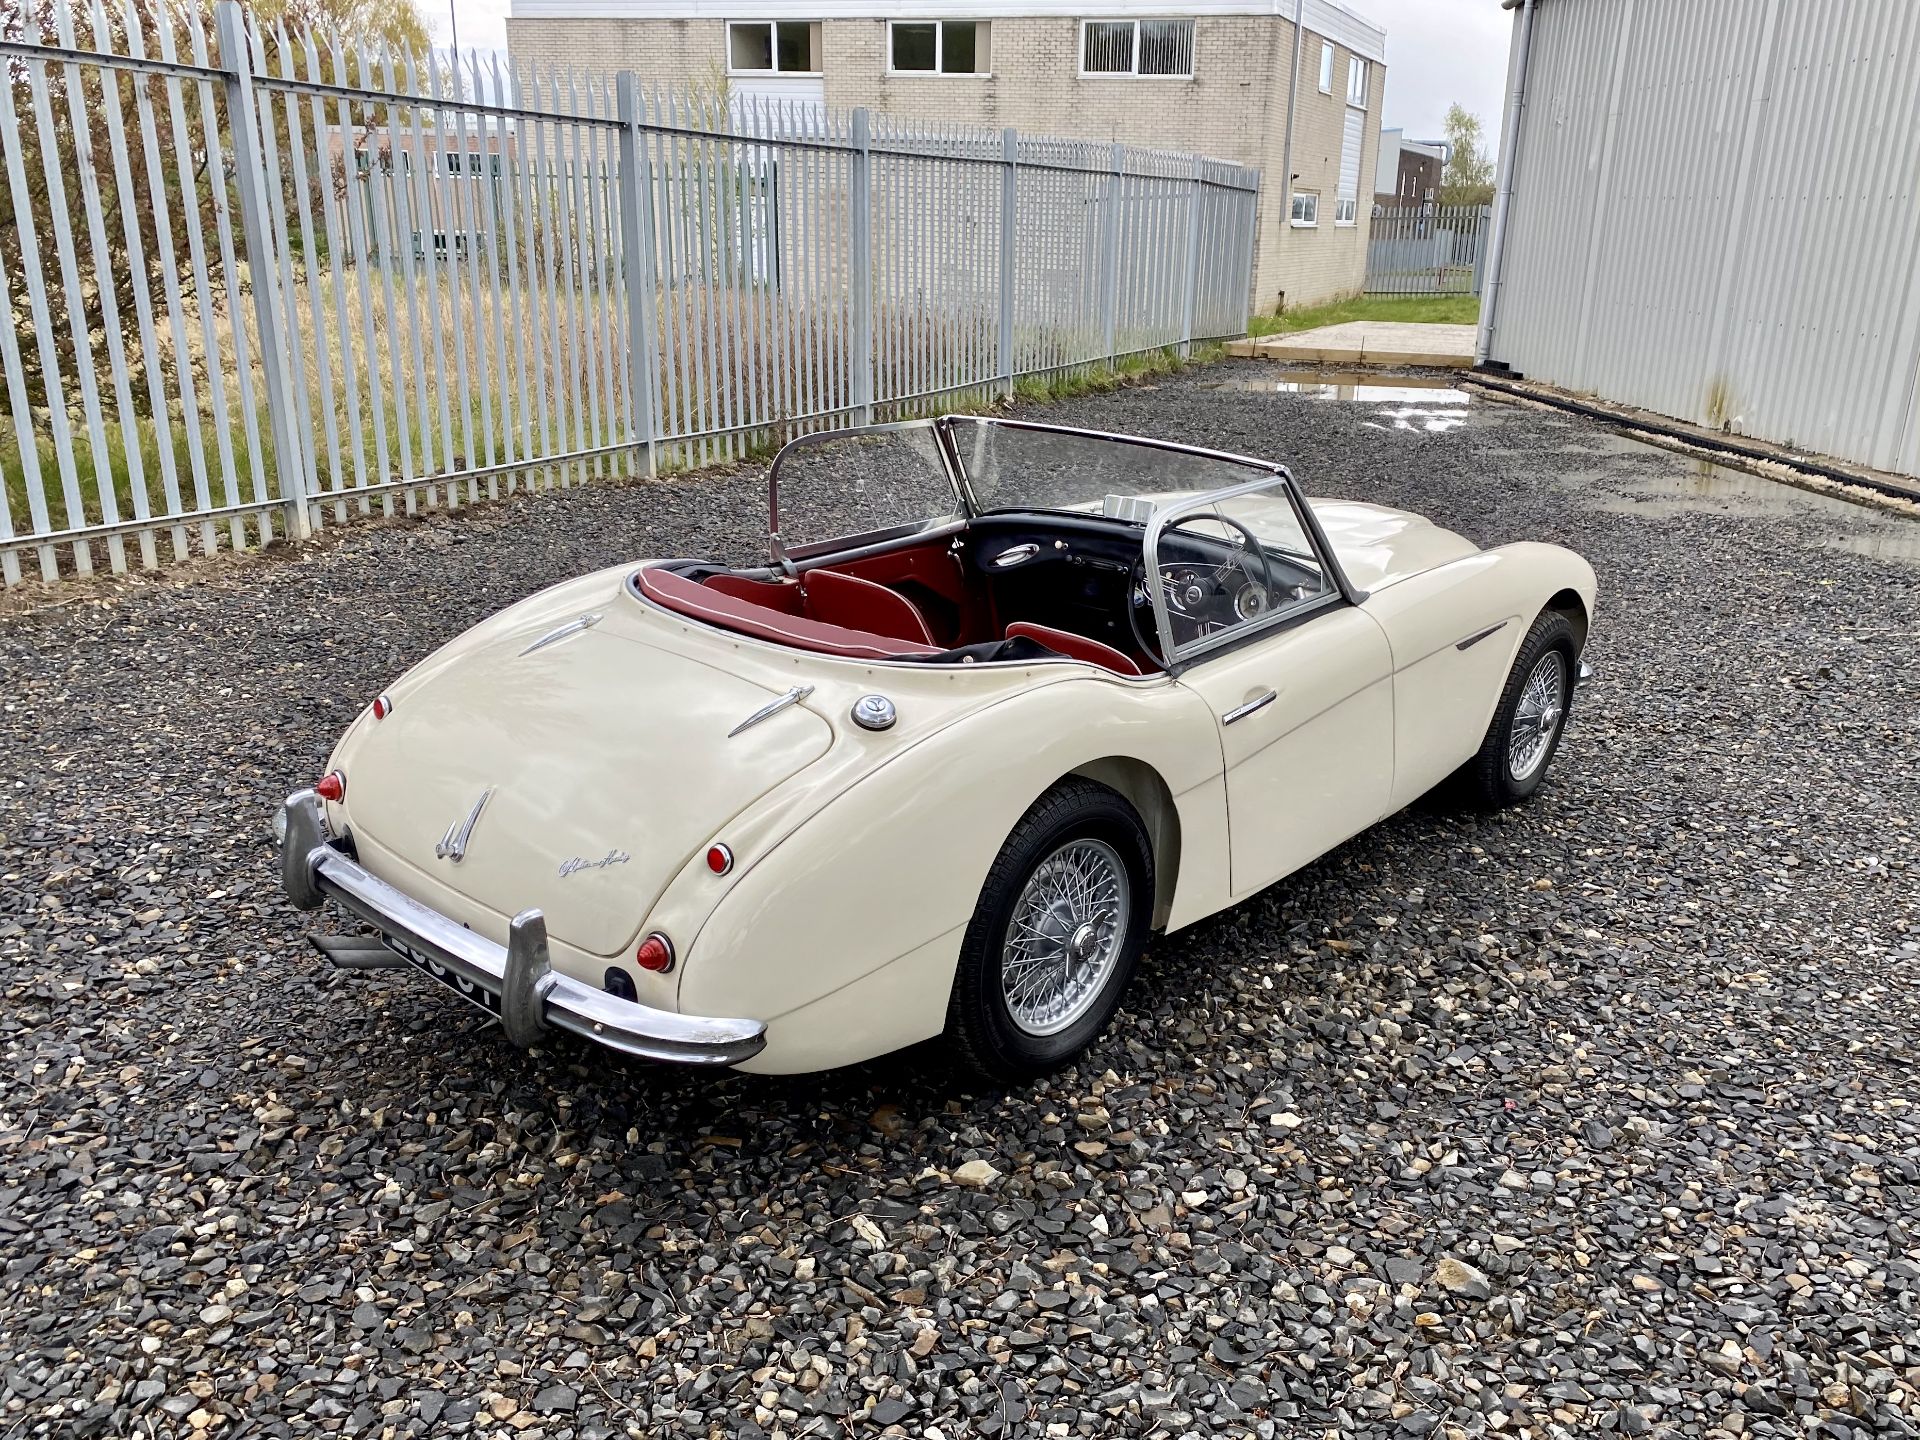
803,569 -> 936,645
1006,621 -> 1144,677
704,573 -> 804,613
636,566 -> 941,660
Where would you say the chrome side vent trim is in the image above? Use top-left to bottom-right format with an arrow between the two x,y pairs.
1455,620 -> 1510,652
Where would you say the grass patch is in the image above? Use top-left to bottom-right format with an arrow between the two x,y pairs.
1247,294 -> 1480,338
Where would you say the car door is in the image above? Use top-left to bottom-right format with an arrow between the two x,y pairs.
1150,482 -> 1395,899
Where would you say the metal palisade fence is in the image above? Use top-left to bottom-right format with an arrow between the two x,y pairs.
1365,204 -> 1491,297
0,1 -> 1258,586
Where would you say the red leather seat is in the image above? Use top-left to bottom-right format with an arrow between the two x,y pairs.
634,566 -> 941,661
1006,621 -> 1145,677
803,570 -> 936,645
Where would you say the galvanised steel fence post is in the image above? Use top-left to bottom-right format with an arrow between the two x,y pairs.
1179,155 -> 1201,358
1471,204 -> 1491,297
213,0 -> 311,538
615,73 -> 661,477
997,127 -> 1017,397
1100,141 -> 1123,367
849,107 -> 875,427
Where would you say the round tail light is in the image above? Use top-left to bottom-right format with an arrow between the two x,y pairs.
635,933 -> 675,973
372,693 -> 394,720
314,770 -> 346,803
706,843 -> 733,875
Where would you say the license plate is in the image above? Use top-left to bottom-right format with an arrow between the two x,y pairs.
382,933 -> 503,1020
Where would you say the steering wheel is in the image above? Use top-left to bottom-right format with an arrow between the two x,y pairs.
1127,513 -> 1277,668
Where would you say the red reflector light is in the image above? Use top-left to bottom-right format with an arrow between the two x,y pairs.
636,933 -> 674,973
706,843 -> 733,875
314,770 -> 346,803
372,693 -> 394,720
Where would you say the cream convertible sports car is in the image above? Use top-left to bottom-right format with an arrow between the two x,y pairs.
279,418 -> 1595,1079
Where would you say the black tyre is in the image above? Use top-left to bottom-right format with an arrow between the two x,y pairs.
947,779 -> 1153,1082
1458,609 -> 1580,809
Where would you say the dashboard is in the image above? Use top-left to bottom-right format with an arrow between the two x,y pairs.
965,512 -> 1326,654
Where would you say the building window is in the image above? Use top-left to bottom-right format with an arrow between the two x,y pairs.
890,20 -> 988,74
1317,41 -> 1333,93
1081,18 -> 1194,77
1336,108 -> 1362,225
727,20 -> 820,74
1290,190 -> 1318,227
1347,56 -> 1368,107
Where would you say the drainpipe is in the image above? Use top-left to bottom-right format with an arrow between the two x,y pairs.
1271,0 -> 1304,312
1474,0 -> 1538,367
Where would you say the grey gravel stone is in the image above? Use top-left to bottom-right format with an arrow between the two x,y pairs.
3,360 -> 1917,1439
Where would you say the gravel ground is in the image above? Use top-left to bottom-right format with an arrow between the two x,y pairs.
3,363 -> 1918,1440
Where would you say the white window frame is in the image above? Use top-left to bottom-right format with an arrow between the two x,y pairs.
1317,41 -> 1333,94
886,19 -> 988,76
1347,56 -> 1368,107
725,19 -> 822,76
1334,197 -> 1358,226
1077,18 -> 1195,79
1290,190 -> 1319,227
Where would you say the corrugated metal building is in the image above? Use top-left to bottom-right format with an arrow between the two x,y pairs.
1475,0 -> 1920,479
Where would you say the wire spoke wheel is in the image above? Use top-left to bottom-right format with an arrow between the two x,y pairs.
1508,650 -> 1567,781
1000,838 -> 1131,1038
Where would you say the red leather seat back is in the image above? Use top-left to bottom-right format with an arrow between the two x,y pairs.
1006,621 -> 1145,677
803,569 -> 936,645
635,566 -> 941,661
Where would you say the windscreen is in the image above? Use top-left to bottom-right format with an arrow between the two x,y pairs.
769,423 -> 963,560
946,417 -> 1277,519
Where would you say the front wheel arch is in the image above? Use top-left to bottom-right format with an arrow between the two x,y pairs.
1067,756 -> 1180,930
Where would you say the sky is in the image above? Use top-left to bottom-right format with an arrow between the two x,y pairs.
429,0 -> 1517,152
1356,0 -> 1514,152
433,0 -> 512,55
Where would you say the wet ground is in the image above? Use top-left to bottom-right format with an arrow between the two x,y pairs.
2,360 -> 1917,1438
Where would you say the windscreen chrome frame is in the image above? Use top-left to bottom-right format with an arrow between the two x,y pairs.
764,415 -> 1362,673
1143,472 -> 1362,671
767,418 -> 969,571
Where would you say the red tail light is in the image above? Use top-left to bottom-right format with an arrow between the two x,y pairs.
372,693 -> 394,720
636,933 -> 674,973
314,770 -> 346,803
706,843 -> 733,875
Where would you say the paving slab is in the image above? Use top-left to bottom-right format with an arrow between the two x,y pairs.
1226,320 -> 1478,368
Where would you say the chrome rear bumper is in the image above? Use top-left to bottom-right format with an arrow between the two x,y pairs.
277,789 -> 766,1067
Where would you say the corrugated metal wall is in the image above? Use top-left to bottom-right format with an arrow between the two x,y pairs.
1481,0 -> 1920,478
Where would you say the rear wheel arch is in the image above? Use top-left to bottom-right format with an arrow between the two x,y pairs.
1067,757 -> 1180,930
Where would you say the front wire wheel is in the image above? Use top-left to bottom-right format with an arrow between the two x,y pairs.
1458,608 -> 1581,808
1001,838 -> 1131,1038
948,780 -> 1153,1081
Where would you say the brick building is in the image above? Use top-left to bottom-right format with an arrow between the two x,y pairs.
506,0 -> 1386,312
1373,127 -> 1443,208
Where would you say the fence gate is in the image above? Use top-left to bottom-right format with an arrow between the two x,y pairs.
1365,204 -> 1491,296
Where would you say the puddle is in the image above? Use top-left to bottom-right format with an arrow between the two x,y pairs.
1828,528 -> 1920,565
1204,370 -> 1474,432
1571,451 -> 1920,567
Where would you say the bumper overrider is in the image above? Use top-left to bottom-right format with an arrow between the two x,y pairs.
277,789 -> 766,1066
